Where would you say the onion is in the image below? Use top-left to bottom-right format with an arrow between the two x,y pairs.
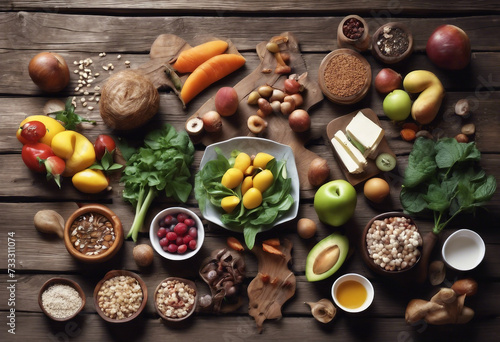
99,70 -> 160,130
28,52 -> 70,93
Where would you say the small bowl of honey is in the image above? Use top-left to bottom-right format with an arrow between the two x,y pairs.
331,273 -> 374,313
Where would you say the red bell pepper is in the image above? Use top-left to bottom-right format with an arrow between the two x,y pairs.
21,142 -> 54,173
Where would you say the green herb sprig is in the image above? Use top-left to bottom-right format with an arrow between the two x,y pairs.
400,137 -> 496,234
49,98 -> 96,130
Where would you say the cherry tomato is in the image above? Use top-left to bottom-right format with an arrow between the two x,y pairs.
94,134 -> 116,160
21,142 -> 54,173
20,121 -> 47,143
39,155 -> 66,188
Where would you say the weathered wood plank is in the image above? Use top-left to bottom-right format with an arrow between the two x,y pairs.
1,12 -> 500,54
2,1 -> 500,14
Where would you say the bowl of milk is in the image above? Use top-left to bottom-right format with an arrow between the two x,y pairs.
442,229 -> 485,271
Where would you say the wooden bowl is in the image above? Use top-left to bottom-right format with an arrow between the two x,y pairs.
154,277 -> 198,322
38,277 -> 86,321
64,204 -> 123,263
361,212 -> 422,278
318,48 -> 371,105
371,22 -> 413,64
93,270 -> 148,323
337,15 -> 371,52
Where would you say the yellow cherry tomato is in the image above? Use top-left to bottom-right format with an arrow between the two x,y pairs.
253,169 -> 274,192
72,169 -> 109,194
16,115 -> 65,145
252,152 -> 274,169
242,187 -> 263,209
221,167 -> 244,189
221,195 -> 241,213
233,152 -> 251,172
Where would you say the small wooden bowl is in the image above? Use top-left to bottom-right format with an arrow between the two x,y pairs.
94,270 -> 148,323
371,22 -> 413,64
38,277 -> 86,321
64,204 -> 123,263
154,277 -> 198,322
361,212 -> 422,278
318,48 -> 371,105
337,15 -> 371,52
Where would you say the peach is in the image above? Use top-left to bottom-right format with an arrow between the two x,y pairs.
215,87 -> 239,117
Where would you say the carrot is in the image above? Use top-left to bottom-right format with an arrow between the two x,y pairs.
227,236 -> 245,251
172,40 -> 229,74
180,54 -> 246,104
262,243 -> 284,257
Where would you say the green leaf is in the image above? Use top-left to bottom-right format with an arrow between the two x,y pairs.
400,187 -> 428,216
48,98 -> 96,130
243,227 -> 261,250
403,137 -> 437,188
424,184 -> 451,213
473,175 -> 497,203
435,138 -> 481,169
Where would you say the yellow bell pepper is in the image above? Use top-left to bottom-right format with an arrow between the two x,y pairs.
72,169 -> 109,194
16,115 -> 65,145
51,131 -> 96,177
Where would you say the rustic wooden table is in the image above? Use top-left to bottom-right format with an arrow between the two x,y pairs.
1,1 -> 499,341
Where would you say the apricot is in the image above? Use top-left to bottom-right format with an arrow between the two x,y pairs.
215,87 -> 239,117
252,152 -> 275,169
253,169 -> 274,192
242,188 -> 263,209
221,168 -> 244,189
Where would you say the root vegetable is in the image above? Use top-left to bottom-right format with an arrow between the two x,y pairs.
307,157 -> 330,187
202,111 -> 222,133
34,210 -> 65,238
305,299 -> 336,323
99,70 -> 160,130
297,218 -> 317,239
133,244 -> 154,267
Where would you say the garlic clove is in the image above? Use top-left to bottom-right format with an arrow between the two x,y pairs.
305,298 -> 336,323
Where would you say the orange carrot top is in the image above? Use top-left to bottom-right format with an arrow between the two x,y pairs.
180,54 -> 246,104
172,40 -> 229,74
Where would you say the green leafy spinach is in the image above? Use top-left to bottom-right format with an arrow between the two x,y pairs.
195,148 -> 294,249
400,137 -> 497,234
120,124 -> 195,241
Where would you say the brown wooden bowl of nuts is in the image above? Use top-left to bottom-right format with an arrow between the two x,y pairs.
361,212 -> 423,278
93,270 -> 148,323
371,22 -> 413,64
64,204 -> 124,263
38,277 -> 86,321
154,277 -> 198,322
318,48 -> 371,105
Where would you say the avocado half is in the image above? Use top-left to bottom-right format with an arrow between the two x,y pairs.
306,232 -> 349,282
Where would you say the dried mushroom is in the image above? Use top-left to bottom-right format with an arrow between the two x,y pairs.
199,248 -> 246,313
305,298 -> 336,323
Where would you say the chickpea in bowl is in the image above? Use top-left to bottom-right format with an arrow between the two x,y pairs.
361,212 -> 423,276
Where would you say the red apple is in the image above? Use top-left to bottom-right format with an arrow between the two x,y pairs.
374,68 -> 402,94
28,52 -> 70,92
426,25 -> 471,70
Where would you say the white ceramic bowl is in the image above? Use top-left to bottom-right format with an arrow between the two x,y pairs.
442,229 -> 485,271
149,207 -> 204,261
198,137 -> 300,233
332,273 -> 374,313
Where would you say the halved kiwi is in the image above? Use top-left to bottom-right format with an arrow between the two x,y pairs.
375,153 -> 397,172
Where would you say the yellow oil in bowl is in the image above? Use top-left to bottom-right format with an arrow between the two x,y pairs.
335,280 -> 367,309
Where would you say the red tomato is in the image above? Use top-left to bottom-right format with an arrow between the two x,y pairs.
40,155 -> 66,188
20,121 -> 47,143
94,134 -> 116,160
21,143 -> 54,173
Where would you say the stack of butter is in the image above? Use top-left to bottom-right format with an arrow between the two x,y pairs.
331,111 -> 384,174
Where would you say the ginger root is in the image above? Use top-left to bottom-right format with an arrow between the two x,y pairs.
405,286 -> 474,325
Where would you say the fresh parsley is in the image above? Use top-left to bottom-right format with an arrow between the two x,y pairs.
120,124 -> 195,241
195,148 -> 294,249
400,137 -> 497,234
49,98 -> 96,130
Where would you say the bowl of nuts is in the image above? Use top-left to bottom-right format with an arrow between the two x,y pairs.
149,207 -> 205,261
318,49 -> 372,105
93,270 -> 148,323
361,212 -> 423,277
154,277 -> 198,322
371,22 -> 414,64
64,204 -> 124,263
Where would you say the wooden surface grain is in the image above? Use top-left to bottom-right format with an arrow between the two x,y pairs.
1,2 -> 499,341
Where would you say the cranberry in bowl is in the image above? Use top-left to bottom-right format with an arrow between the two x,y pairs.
150,207 -> 204,261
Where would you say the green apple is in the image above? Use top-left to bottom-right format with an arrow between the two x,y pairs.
383,89 -> 412,121
314,179 -> 357,226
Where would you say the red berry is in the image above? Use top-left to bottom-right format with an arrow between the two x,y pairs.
188,227 -> 198,239
183,235 -> 193,245
159,237 -> 169,247
183,218 -> 195,227
162,246 -> 169,252
174,223 -> 188,236
188,239 -> 197,250
166,232 -> 177,241
177,213 -> 189,223
177,244 -> 188,254
176,236 -> 183,246
167,244 -> 178,253
164,215 -> 177,226
157,227 -> 167,238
